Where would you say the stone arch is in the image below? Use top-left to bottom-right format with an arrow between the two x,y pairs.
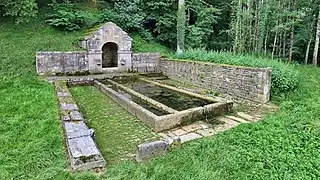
102,42 -> 118,68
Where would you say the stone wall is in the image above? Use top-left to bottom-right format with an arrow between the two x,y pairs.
36,52 -> 161,75
36,52 -> 89,75
132,52 -> 161,73
159,59 -> 272,103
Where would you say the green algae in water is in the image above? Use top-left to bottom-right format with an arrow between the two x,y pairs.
102,80 -> 170,116
112,77 -> 214,111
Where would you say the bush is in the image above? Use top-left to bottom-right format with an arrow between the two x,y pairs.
46,3 -> 96,31
169,49 -> 300,96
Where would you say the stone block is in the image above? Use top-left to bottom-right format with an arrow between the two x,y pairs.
60,103 -> 78,111
64,121 -> 89,133
136,140 -> 168,162
70,111 -> 85,121
67,136 -> 105,171
136,137 -> 180,162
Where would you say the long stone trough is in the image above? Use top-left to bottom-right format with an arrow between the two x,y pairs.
94,77 -> 233,132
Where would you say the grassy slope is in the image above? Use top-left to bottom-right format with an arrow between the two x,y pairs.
1,19 -> 320,179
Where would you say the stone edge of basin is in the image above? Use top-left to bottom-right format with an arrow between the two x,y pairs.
54,80 -> 106,172
93,79 -> 233,133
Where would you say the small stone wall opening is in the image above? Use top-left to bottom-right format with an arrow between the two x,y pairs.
102,42 -> 118,68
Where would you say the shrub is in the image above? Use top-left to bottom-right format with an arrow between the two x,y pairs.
169,49 -> 300,96
46,3 -> 96,31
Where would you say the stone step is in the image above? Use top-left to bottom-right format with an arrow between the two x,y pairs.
196,128 -> 216,137
237,112 -> 255,121
225,116 -> 249,123
180,133 -> 202,143
218,117 -> 240,126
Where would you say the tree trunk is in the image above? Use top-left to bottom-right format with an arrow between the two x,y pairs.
177,0 -> 186,55
305,38 -> 312,64
288,0 -> 295,62
272,32 -> 278,59
278,31 -> 282,58
283,30 -> 286,57
264,27 -> 268,55
313,11 -> 320,66
288,25 -> 294,62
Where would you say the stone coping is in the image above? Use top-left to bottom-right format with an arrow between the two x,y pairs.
54,81 -> 106,171
162,58 -> 272,71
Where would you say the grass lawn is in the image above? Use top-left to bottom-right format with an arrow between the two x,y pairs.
2,18 -> 320,180
71,86 -> 159,165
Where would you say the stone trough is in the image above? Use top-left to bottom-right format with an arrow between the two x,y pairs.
94,76 -> 233,132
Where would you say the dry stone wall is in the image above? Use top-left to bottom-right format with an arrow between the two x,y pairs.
159,59 -> 272,103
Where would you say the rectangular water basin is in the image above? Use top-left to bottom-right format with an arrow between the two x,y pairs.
95,75 -> 233,132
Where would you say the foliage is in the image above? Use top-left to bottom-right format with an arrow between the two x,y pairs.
131,34 -> 172,55
46,3 -> 97,31
99,0 -> 145,32
140,0 -> 221,49
0,0 -> 38,23
169,49 -> 300,95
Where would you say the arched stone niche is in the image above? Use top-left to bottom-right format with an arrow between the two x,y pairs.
81,22 -> 132,73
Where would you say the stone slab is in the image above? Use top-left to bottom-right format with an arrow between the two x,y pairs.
225,116 -> 249,123
67,136 -> 101,158
196,128 -> 216,137
181,123 -> 203,132
67,129 -> 94,139
237,112 -> 255,121
171,129 -> 187,136
57,92 -> 70,97
197,121 -> 211,129
64,122 -> 89,133
180,133 -> 202,143
219,118 -> 240,126
70,111 -> 85,121
67,136 -> 105,171
158,133 -> 169,139
60,103 -> 78,111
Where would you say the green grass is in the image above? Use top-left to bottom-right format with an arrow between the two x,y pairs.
2,17 -> 320,179
71,86 -> 159,165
